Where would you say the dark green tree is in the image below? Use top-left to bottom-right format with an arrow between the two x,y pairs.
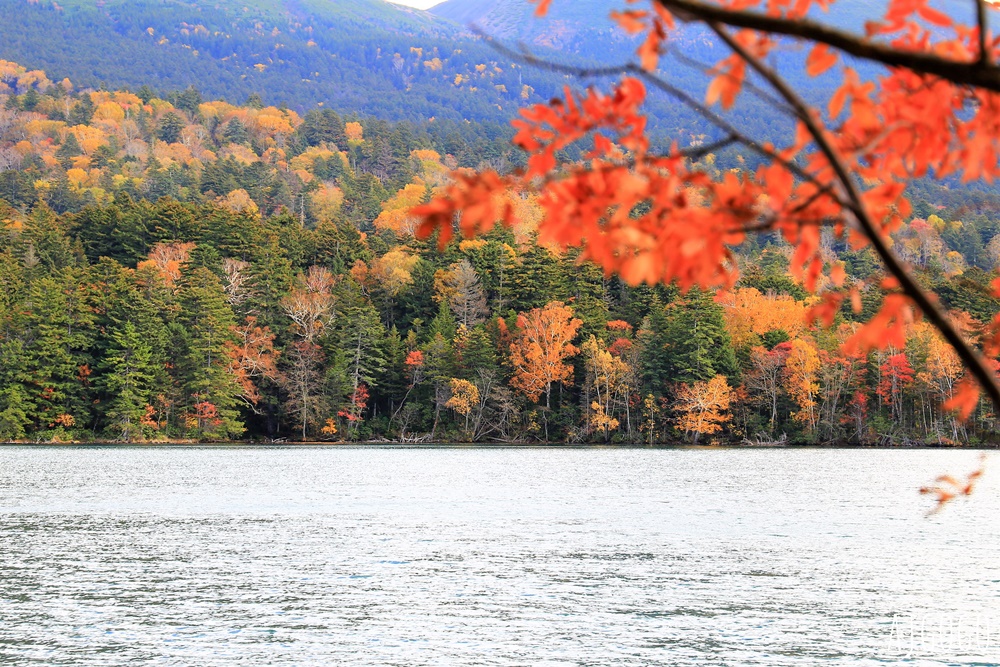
156,112 -> 184,144
99,321 -> 154,441
175,266 -> 244,440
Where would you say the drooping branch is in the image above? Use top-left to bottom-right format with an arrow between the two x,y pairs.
711,22 -> 1000,414
658,0 -> 1000,92
468,11 -> 1000,411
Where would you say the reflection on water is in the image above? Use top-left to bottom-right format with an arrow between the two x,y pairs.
1,447 -> 998,665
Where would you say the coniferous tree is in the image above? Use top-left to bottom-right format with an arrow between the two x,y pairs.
99,321 -> 154,441
639,295 -> 673,396
175,266 -> 244,439
222,118 -> 251,146
20,272 -> 95,433
0,340 -> 32,440
662,290 -> 738,385
156,112 -> 184,144
56,133 -> 83,168
333,298 -> 386,436
69,95 -> 95,126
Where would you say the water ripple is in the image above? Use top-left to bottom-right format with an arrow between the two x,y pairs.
0,446 -> 998,665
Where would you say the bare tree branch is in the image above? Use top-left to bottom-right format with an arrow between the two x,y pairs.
659,0 -> 1000,92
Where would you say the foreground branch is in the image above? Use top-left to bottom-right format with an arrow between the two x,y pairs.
472,27 -> 846,209
660,0 -> 1000,91
712,22 -> 1000,415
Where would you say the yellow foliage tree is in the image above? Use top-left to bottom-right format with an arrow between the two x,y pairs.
784,338 -> 821,431
582,336 -> 631,440
445,378 -> 480,435
93,101 -> 126,123
218,189 -> 259,216
674,375 -> 733,443
310,183 -> 344,222
374,182 -> 427,236
717,287 -> 808,348
370,249 -> 419,298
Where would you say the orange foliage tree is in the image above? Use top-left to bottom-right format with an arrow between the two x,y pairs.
675,375 -> 733,443
225,316 -> 280,413
412,0 -> 1000,426
507,301 -> 583,410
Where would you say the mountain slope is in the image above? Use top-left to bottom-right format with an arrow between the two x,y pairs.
432,0 -> 639,54
0,0 -> 977,149
0,0 -> 565,124
431,0 -> 969,46
0,0 -> 749,143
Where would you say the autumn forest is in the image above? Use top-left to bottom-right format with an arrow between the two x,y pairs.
1,47 -> 1000,446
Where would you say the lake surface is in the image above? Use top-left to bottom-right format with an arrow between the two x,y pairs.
1,447 -> 998,666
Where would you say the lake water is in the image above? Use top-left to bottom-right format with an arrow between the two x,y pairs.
1,446 -> 998,666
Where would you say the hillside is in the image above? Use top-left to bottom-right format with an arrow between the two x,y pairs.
429,0 -> 974,138
0,0 -> 904,147
431,0 -> 969,47
0,0 -> 572,125
432,0 -> 643,55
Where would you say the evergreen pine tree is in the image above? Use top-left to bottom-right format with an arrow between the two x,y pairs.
0,340 -> 33,440
156,112 -> 184,144
662,290 -> 738,385
100,321 -> 154,441
333,301 -> 386,436
639,295 -> 672,395
175,267 -> 244,440
56,133 -> 83,168
20,271 -> 95,434
69,95 -> 95,126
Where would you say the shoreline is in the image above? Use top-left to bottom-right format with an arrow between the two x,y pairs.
2,440 -> 997,449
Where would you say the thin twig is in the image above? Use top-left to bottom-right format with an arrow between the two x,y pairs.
470,26 -> 843,204
666,46 -> 794,115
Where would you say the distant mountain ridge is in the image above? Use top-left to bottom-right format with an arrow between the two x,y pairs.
0,0 -> 564,125
0,0 -> 981,148
432,0 -> 639,54
0,0 -> 735,142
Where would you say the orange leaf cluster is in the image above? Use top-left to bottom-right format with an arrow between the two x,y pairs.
920,454 -> 986,516
412,170 -> 513,248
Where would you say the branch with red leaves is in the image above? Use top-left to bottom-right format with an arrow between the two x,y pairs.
656,0 -> 1000,92
413,0 -> 1000,445
707,21 -> 1000,421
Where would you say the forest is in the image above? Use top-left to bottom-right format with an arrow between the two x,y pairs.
2,59 -> 1000,445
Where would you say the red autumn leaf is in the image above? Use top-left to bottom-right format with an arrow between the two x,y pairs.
806,43 -> 838,77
